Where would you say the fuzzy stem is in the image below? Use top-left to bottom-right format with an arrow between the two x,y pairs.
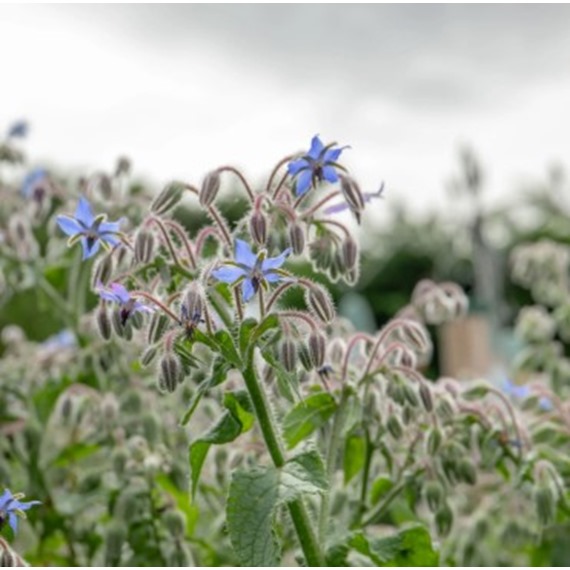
267,154 -> 295,194
301,191 -> 342,219
217,166 -> 255,202
207,205 -> 232,247
241,357 -> 325,566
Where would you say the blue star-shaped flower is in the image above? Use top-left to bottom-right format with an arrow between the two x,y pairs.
56,197 -> 123,260
212,239 -> 291,302
96,282 -> 153,325
21,168 -> 48,198
0,489 -> 40,534
287,135 -> 348,197
7,120 -> 28,139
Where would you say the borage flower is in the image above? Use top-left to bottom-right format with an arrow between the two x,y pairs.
96,282 -> 153,325
287,135 -> 348,197
56,197 -> 124,260
212,239 -> 291,302
21,167 -> 48,199
0,489 -> 40,534
7,120 -> 28,139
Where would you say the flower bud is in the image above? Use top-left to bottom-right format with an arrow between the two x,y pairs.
298,343 -> 313,371
92,253 -> 114,287
182,283 -> 204,322
0,547 -> 16,567
141,345 -> 159,367
134,229 -> 155,264
342,237 -> 358,270
308,331 -> 326,369
402,405 -> 414,425
424,480 -> 444,513
280,339 -> 297,373
148,312 -> 170,344
306,285 -> 335,324
159,353 -> 183,393
105,522 -> 126,565
289,223 -> 305,255
403,383 -> 420,408
458,458 -> 477,485
150,181 -> 184,215
419,383 -> 433,412
249,210 -> 267,246
199,171 -> 221,207
61,396 -> 73,423
435,503 -> 453,537
142,412 -> 160,444
121,390 -> 142,414
436,396 -> 455,422
387,415 -> 403,440
96,305 -> 112,340
534,485 -> 556,526
112,448 -> 128,476
339,175 -> 365,224
427,427 -> 443,455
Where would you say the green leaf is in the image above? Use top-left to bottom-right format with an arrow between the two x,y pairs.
350,524 -> 439,566
239,318 -> 258,356
344,435 -> 366,484
370,476 -> 394,505
49,443 -> 100,468
214,329 -> 241,367
227,450 -> 328,566
283,392 -> 337,449
189,390 -> 254,496
260,348 -> 300,404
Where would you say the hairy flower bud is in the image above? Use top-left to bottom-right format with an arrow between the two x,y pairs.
458,458 -> 477,485
134,229 -> 155,265
308,331 -> 326,369
249,210 -> 267,246
387,415 -> 403,440
342,237 -> 358,270
92,253 -> 115,286
298,343 -> 313,371
141,345 -> 159,367
427,427 -> 443,455
0,547 -> 16,567
96,305 -> 112,340
306,285 -> 335,324
148,312 -> 170,344
419,383 -> 434,412
182,283 -> 204,323
159,353 -> 183,393
425,480 -> 444,513
112,448 -> 128,476
339,175 -> 365,223
435,503 -> 454,537
534,485 -> 556,526
288,223 -> 305,255
280,338 -> 297,373
105,522 -> 127,566
199,171 -> 221,207
150,181 -> 184,215
403,383 -> 420,408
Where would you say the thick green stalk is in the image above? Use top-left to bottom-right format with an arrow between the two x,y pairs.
241,359 -> 325,567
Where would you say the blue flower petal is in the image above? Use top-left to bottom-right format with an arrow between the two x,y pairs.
262,248 -> 291,272
295,169 -> 313,196
0,489 -> 11,510
287,158 -> 310,176
212,265 -> 248,283
234,239 -> 257,268
81,237 -> 100,260
8,512 -> 18,533
323,146 -> 346,163
98,219 -> 122,235
242,278 -> 256,302
75,197 -> 95,227
109,283 -> 131,304
56,215 -> 83,237
322,165 -> 340,184
307,135 -> 324,160
264,272 -> 282,283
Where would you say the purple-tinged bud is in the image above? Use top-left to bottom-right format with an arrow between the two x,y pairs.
96,174 -> 113,200
306,285 -> 335,324
280,339 -> 298,373
435,503 -> 453,537
387,415 -> 403,440
199,171 -> 221,207
249,210 -> 267,246
159,353 -> 183,393
288,223 -> 305,255
403,384 -> 420,408
141,345 -> 159,367
308,331 -> 326,368
400,320 -> 431,354
0,547 -> 16,567
419,383 -> 434,412
339,175 -> 365,224
92,253 -> 115,287
115,156 -> 131,177
134,229 -> 155,265
328,338 -> 346,365
425,480 -> 444,513
344,265 -> 359,286
148,312 -> 170,344
96,305 -> 112,340
342,237 -> 358,270
182,283 -> 204,323
150,181 -> 184,215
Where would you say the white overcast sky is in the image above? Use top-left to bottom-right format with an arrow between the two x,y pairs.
2,4 -> 570,217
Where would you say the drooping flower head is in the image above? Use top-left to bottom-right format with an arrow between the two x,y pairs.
324,182 -> 385,219
212,239 -> 291,302
287,135 -> 348,197
0,489 -> 40,534
56,197 -> 124,260
21,168 -> 49,199
96,282 -> 153,325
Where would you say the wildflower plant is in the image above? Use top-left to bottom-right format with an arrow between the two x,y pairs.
1,129 -> 569,567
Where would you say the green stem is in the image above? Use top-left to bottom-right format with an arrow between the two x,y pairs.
241,357 -> 325,566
